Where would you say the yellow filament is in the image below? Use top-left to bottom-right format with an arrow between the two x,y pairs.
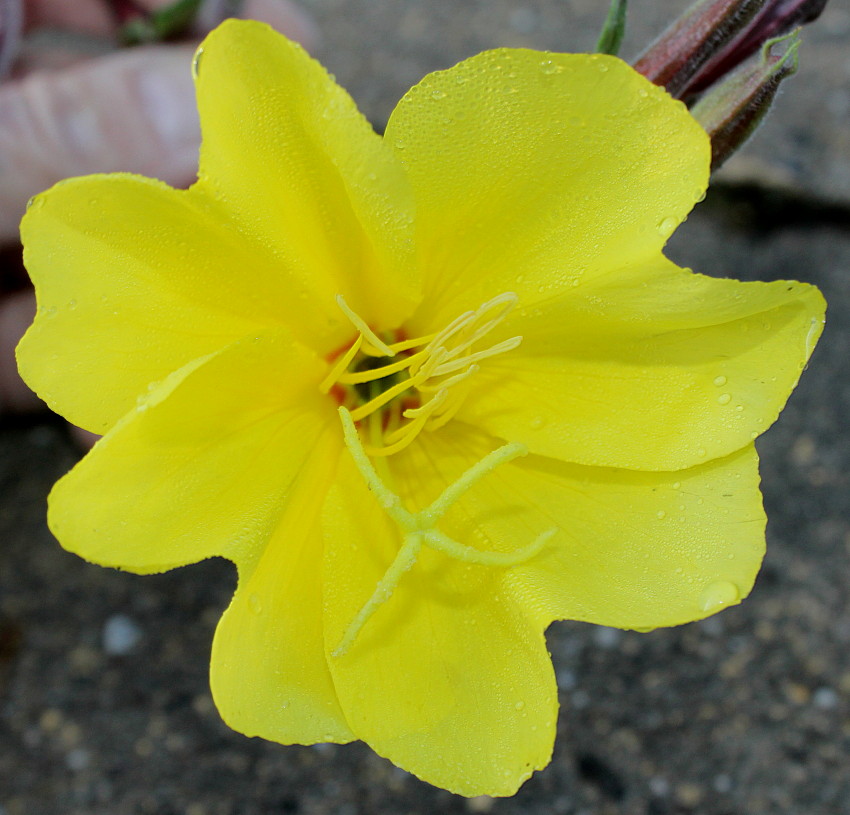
324,291 -> 522,453
335,295 -> 395,357
319,334 -> 363,394
333,407 -> 556,657
348,369 -> 427,422
338,349 -> 429,385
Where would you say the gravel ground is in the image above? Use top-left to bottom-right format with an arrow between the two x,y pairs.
1,2 -> 848,814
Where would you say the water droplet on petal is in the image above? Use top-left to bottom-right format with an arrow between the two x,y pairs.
515,700 -> 525,711
713,375 -> 727,387
656,216 -> 677,236
539,59 -> 560,75
192,47 -> 204,79
697,447 -> 707,457
656,510 -> 666,519
431,88 -> 446,100
248,593 -> 263,614
698,581 -> 740,612
717,393 -> 731,405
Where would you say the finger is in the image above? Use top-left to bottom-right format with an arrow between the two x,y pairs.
23,0 -> 114,36
238,0 -> 319,48
128,0 -> 318,48
0,44 -> 199,244
0,288 -> 41,411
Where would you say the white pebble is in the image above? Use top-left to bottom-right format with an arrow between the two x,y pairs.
102,614 -> 142,655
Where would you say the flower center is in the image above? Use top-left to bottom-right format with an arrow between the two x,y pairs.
320,292 -> 522,456
321,296 -> 556,657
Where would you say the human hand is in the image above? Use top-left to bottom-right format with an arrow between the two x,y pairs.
0,0 -> 317,416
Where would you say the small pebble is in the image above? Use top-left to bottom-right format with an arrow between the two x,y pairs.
648,776 -> 669,797
467,795 -> 494,813
556,668 -> 577,690
102,614 -> 142,655
812,686 -> 839,710
66,748 -> 90,772
592,626 -> 622,649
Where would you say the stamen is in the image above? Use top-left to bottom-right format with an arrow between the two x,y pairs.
348,368 -> 427,422
416,363 -> 479,394
387,334 -> 437,353
337,349 -> 428,385
325,292 -> 523,454
333,407 -> 557,657
319,334 -> 363,394
432,336 -> 522,376
336,294 -> 396,357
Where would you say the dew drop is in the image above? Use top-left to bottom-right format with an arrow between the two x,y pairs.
530,416 -> 546,430
735,404 -> 744,412
248,593 -> 263,615
539,59 -> 560,75
431,88 -> 446,100
698,581 -> 740,612
656,510 -> 666,519
672,481 -> 681,490
191,46 -> 204,79
656,216 -> 677,236
68,299 -> 77,310
515,701 -> 525,711
717,393 -> 731,405
713,375 -> 727,387
697,447 -> 707,457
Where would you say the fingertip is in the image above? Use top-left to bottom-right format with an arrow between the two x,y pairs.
238,0 -> 320,50
0,289 -> 42,413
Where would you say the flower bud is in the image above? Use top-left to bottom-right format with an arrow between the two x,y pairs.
689,30 -> 800,169
683,0 -> 828,93
633,0 -> 769,98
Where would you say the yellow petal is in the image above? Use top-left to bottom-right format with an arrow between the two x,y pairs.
194,20 -> 419,337
18,174 -> 308,433
322,453 -> 556,797
48,332 -> 334,574
396,422 -> 766,632
384,49 -> 709,331
460,256 -> 826,470
211,427 -> 353,745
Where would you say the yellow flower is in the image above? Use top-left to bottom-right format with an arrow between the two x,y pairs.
18,20 -> 824,797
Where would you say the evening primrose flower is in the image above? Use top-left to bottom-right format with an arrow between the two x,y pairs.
17,20 -> 823,797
